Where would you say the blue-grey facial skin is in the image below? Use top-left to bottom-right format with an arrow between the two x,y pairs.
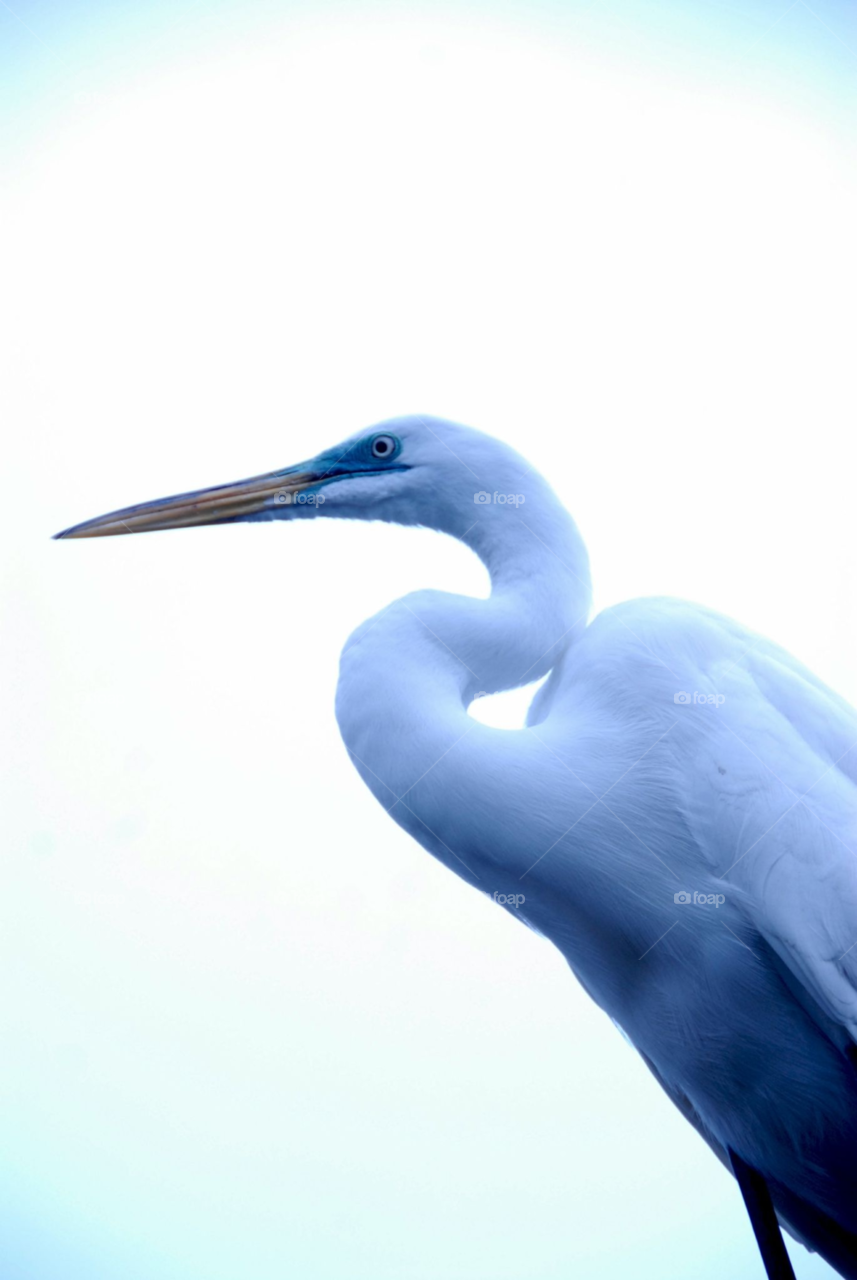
277,432 -> 409,508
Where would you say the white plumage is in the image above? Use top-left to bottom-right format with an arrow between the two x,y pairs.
57,414 -> 857,1278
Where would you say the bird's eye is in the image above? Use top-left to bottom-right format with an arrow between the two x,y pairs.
371,434 -> 397,460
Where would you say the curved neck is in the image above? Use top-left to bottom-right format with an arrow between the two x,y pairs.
334,492 -> 591,870
456,490 -> 592,695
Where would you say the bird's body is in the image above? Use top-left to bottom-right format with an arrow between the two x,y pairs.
337,526 -> 857,1261
58,415 -> 857,1277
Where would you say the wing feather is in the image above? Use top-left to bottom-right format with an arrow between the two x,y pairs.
682,640 -> 857,1042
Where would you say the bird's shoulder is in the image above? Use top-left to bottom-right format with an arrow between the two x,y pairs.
529,596 -> 751,723
534,594 -> 857,1043
578,595 -> 753,670
554,595 -> 854,726
599,601 -> 857,1044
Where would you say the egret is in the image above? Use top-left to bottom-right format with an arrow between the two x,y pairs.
56,415 -> 857,1280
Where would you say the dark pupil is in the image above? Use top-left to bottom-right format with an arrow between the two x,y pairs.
375,440 -> 389,454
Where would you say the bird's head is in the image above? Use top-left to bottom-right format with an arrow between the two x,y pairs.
54,415 -> 547,543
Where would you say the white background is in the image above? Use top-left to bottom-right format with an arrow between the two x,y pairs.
2,3 -> 856,1276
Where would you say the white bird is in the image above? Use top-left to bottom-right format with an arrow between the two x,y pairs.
57,415 -> 857,1279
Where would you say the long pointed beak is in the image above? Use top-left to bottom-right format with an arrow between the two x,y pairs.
54,467 -> 323,539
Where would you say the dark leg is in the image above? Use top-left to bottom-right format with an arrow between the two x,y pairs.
729,1148 -> 796,1280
